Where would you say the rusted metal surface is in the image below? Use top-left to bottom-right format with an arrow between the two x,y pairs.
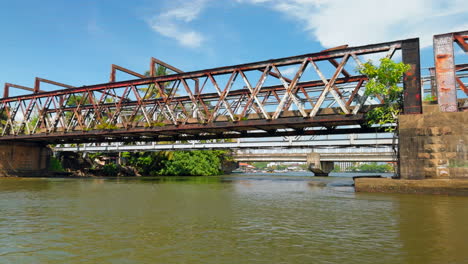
453,34 -> 468,53
109,64 -> 146,83
429,68 -> 437,97
34,77 -> 75,93
149,57 -> 200,94
3,77 -> 71,98
433,33 -> 458,112
3,83 -> 43,98
429,63 -> 468,97
454,63 -> 468,95
150,57 -> 184,76
402,39 -> 422,114
0,38 -> 420,144
433,31 -> 468,112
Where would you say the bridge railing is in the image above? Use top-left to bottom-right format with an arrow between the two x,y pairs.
0,38 -> 421,143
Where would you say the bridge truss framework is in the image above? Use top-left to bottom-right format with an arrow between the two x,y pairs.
0,38 -> 421,144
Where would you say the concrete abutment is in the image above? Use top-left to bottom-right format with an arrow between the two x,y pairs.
356,103 -> 468,195
306,153 -> 334,176
398,104 -> 467,179
0,142 -> 52,177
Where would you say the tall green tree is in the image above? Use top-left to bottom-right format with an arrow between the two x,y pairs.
358,58 -> 411,132
121,150 -> 229,176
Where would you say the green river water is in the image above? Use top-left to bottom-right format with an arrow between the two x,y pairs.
1,173 -> 468,264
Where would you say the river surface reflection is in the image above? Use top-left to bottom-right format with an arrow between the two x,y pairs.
1,173 -> 468,264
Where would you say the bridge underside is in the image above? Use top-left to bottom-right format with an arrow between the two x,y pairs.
0,111 -> 381,144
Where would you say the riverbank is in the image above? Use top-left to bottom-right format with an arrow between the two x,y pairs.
54,150 -> 237,177
354,178 -> 468,196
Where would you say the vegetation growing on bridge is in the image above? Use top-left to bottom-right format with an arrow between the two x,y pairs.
0,110 -> 6,133
359,58 -> 411,132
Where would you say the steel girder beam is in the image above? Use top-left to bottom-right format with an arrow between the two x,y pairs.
6,126 -> 387,145
402,39 -> 422,114
433,30 -> 468,112
1,39 -> 412,102
3,83 -> 42,98
0,38 -> 418,143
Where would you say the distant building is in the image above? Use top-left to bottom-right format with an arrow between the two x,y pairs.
239,162 -> 255,171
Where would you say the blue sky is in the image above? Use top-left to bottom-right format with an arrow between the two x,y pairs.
0,0 -> 467,94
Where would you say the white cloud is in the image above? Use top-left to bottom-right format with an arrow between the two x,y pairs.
148,0 -> 209,48
236,0 -> 468,49
279,65 -> 300,78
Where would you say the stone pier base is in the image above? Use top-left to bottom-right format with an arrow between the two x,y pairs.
355,178 -> 468,196
307,153 -> 334,176
0,142 -> 51,177
399,103 -> 467,179
355,103 -> 468,195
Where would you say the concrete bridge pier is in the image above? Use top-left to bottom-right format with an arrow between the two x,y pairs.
307,153 -> 334,176
0,142 -> 51,177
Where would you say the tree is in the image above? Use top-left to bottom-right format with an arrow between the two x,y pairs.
358,58 -> 411,132
121,150 -> 230,176
142,65 -> 171,99
332,164 -> 341,172
0,108 -> 7,133
252,162 -> 269,170
159,150 -> 223,176
349,162 -> 393,173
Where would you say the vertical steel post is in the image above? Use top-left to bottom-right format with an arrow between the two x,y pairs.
3,84 -> 8,98
429,68 -> 437,98
433,33 -> 457,112
402,38 -> 422,114
34,78 -> 41,93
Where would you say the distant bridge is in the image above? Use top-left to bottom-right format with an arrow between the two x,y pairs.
233,148 -> 395,163
53,133 -> 395,152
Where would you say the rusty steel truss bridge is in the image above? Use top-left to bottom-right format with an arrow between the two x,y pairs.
0,30 -> 466,145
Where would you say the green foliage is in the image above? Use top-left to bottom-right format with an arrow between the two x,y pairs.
28,115 -> 40,132
144,121 -> 166,128
122,150 -> 230,176
359,58 -> 411,132
349,162 -> 393,173
66,94 -> 91,107
252,162 -> 269,169
268,164 -> 288,171
95,122 -> 118,130
102,163 -> 119,176
0,108 -> 7,132
299,163 -> 309,170
95,116 -> 118,130
123,151 -> 170,176
48,157 -> 64,172
332,164 -> 341,172
233,114 -> 248,122
449,159 -> 468,168
142,66 -> 171,99
423,94 -> 437,102
88,152 -> 103,161
159,150 -> 223,176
